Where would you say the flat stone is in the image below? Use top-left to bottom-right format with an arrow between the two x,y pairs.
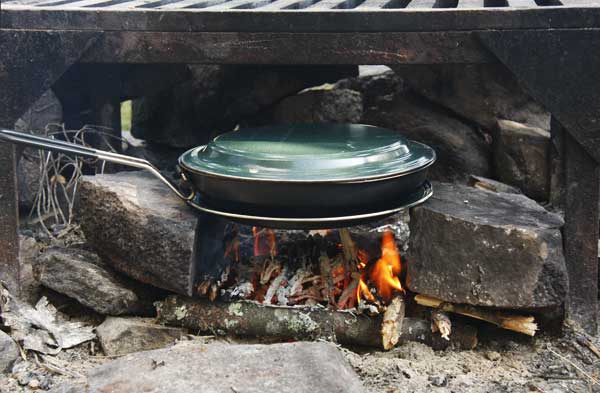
51,341 -> 364,393
33,247 -> 159,315
493,119 -> 551,201
74,171 -> 198,295
132,65 -> 357,148
408,182 -> 567,309
392,64 -> 550,131
248,86 -> 363,125
95,317 -> 183,356
0,330 -> 19,373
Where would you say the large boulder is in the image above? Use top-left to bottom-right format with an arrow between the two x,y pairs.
74,171 -> 199,295
407,182 -> 567,309
33,247 -> 162,316
247,86 -> 363,125
49,341 -> 364,393
95,317 -> 183,356
392,64 -> 550,131
493,119 -> 551,201
362,89 -> 492,182
132,65 -> 358,148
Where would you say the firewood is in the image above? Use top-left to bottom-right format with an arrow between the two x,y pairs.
431,309 -> 451,341
156,296 -> 477,350
339,228 -> 359,267
336,274 -> 360,309
319,253 -> 337,307
414,294 -> 537,336
381,295 -> 405,350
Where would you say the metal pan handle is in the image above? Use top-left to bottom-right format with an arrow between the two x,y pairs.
0,128 -> 195,201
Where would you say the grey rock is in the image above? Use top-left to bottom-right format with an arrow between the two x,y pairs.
74,171 -> 198,295
14,89 -> 63,209
485,351 -> 501,361
33,247 -> 159,316
0,330 -> 19,373
362,90 -> 491,182
392,64 -> 550,131
335,70 -> 403,109
468,175 -> 523,195
132,65 -> 358,148
428,374 -> 448,387
408,182 -> 568,309
493,119 -> 551,201
95,317 -> 183,356
249,86 -> 363,125
56,341 -> 364,393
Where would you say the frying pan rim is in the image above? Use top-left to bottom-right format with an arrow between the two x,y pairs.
186,181 -> 433,224
178,141 -> 436,184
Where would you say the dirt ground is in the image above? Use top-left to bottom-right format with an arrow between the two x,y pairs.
344,330 -> 599,393
2,315 -> 600,393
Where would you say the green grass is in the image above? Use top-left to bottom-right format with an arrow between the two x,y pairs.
121,100 -> 132,132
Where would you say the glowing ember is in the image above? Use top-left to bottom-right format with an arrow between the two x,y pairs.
253,227 -> 277,257
370,231 -> 403,300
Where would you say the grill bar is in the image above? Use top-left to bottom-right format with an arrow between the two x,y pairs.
258,0 -> 308,9
405,0 -> 436,7
9,0 -> 576,8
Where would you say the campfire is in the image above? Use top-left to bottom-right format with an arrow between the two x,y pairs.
197,224 -> 406,315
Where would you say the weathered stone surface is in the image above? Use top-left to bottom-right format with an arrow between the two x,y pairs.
408,182 -> 567,309
14,89 -> 63,210
336,69 -> 403,110
0,330 -> 19,373
468,175 -> 522,195
132,65 -> 358,148
50,341 -> 364,393
95,317 -> 183,356
249,86 -> 363,125
362,89 -> 491,182
392,64 -> 550,131
493,119 -> 551,201
74,171 -> 198,295
33,247 -> 160,316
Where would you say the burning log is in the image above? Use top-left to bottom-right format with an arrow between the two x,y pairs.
156,295 -> 478,350
415,294 -> 538,336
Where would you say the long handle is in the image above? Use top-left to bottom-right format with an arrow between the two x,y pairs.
0,128 -> 195,201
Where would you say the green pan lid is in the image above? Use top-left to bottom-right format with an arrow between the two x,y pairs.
179,123 -> 436,182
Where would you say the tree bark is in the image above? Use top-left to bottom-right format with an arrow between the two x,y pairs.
156,296 -> 477,350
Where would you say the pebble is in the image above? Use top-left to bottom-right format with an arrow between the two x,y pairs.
428,374 -> 448,387
486,351 -> 501,361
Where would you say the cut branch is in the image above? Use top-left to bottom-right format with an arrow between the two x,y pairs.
415,294 -> 537,336
156,295 -> 477,350
381,295 -> 405,350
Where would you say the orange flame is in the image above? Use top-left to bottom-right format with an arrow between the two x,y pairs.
253,227 -> 277,257
370,231 -> 403,300
357,277 -> 375,304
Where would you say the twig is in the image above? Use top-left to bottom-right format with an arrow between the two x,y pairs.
547,347 -> 600,386
27,124 -> 127,239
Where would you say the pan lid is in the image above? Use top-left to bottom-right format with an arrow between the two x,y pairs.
179,123 -> 436,182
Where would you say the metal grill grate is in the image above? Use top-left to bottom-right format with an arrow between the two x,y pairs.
5,0 -> 567,10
